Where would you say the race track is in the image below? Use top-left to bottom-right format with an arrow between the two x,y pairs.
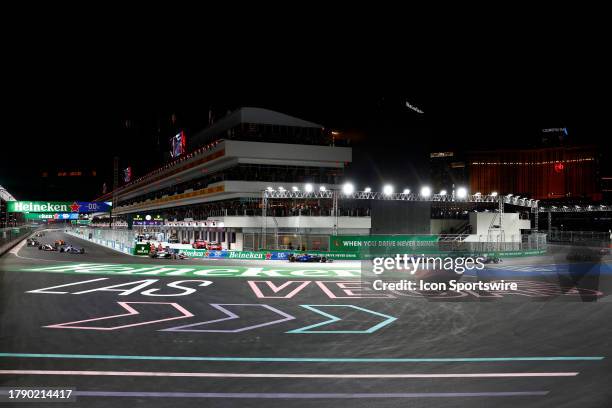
1,229 -> 611,407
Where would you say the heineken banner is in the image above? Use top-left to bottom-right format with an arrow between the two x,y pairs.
8,201 -> 111,213
329,235 -> 439,255
176,249 -> 278,260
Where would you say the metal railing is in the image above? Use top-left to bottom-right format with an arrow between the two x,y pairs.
547,230 -> 611,244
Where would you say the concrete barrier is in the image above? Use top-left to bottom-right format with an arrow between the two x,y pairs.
0,226 -> 36,257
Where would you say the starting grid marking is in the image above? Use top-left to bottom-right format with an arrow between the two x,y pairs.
0,370 -> 579,379
0,353 -> 604,363
0,354 -> 604,400
0,390 -> 552,399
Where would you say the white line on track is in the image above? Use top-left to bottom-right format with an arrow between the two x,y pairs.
0,370 -> 579,378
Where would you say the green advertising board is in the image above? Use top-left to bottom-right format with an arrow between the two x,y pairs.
24,213 -> 56,220
329,235 -> 439,255
134,243 -> 151,256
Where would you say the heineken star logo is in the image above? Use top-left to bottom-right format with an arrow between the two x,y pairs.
265,252 -> 272,260
70,202 -> 81,212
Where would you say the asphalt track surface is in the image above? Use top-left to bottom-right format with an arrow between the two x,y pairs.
1,229 -> 611,407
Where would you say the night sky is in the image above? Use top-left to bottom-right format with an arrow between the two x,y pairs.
1,91 -> 609,201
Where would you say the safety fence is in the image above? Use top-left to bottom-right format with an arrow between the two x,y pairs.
547,230 -> 611,245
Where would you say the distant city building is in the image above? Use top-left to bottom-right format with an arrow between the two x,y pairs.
0,185 -> 23,227
602,176 -> 612,202
429,151 -> 467,193
467,146 -> 601,200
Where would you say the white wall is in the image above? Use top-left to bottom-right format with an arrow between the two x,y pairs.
226,140 -> 352,167
430,219 -> 466,234
465,212 -> 531,242
234,232 -> 244,251
207,215 -> 371,230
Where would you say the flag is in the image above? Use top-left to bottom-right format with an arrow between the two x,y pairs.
123,167 -> 132,183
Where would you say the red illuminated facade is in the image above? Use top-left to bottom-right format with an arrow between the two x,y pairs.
468,146 -> 600,200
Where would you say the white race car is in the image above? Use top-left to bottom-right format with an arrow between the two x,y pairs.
60,245 -> 85,254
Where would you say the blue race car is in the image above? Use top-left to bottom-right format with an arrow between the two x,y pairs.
289,253 -> 331,263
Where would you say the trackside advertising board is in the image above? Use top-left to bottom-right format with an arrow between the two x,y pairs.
174,249 -> 360,260
146,248 -> 543,259
8,201 -> 111,213
134,243 -> 151,255
24,213 -> 79,220
329,235 -> 439,255
177,250 -> 288,260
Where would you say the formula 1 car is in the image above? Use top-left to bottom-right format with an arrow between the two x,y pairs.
27,238 -> 40,246
38,243 -> 57,251
289,253 -> 331,263
206,241 -> 222,250
54,240 -> 66,246
59,245 -> 85,254
149,249 -> 188,259
480,254 -> 503,264
35,232 -> 45,237
192,240 -> 208,249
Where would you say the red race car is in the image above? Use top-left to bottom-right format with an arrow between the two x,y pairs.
192,240 -> 207,249
206,241 -> 222,250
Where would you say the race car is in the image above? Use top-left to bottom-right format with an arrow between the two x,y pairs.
35,232 -> 45,237
149,249 -> 188,259
38,243 -> 57,251
192,240 -> 208,249
289,253 -> 331,263
54,240 -> 66,246
59,245 -> 85,254
479,254 -> 503,264
206,241 -> 222,250
27,238 -> 40,246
